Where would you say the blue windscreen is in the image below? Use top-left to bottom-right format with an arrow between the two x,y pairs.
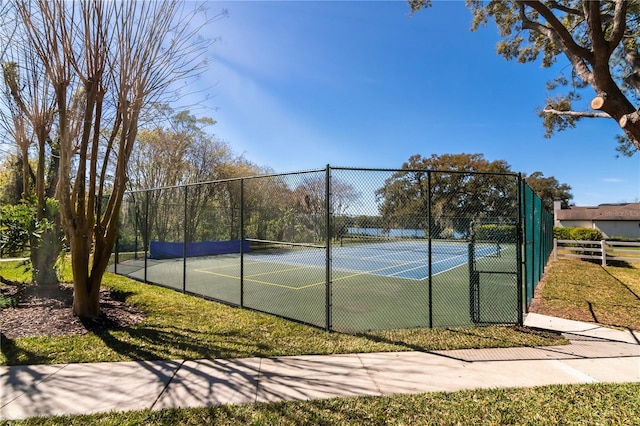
149,240 -> 250,259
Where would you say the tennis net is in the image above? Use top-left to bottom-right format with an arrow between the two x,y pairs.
247,238 -> 325,253
339,235 -> 471,255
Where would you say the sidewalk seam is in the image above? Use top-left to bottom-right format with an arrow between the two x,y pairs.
0,363 -> 69,409
356,354 -> 384,396
551,360 -> 600,384
253,358 -> 263,404
149,360 -> 185,411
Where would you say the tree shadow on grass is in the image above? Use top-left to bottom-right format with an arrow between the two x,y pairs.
0,331 -> 45,365
93,323 -> 275,362
355,326 -> 565,354
600,265 -> 640,301
604,259 -> 634,268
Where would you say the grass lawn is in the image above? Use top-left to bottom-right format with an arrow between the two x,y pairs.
530,259 -> 640,331
1,382 -> 638,426
0,261 -> 563,366
1,258 -> 638,425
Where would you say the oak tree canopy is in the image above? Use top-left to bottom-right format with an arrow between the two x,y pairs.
410,0 -> 640,156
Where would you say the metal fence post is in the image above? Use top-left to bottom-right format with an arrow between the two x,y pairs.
134,202 -> 139,260
183,186 -> 188,293
427,171 -> 433,328
144,190 -> 149,283
516,175 -> 524,323
240,178 -> 245,308
601,240 -> 606,266
325,164 -> 332,331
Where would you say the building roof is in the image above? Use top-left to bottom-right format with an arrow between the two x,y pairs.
556,203 -> 640,221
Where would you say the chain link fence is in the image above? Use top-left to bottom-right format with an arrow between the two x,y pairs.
113,165 -> 551,332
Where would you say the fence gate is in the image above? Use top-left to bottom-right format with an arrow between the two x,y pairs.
468,226 -> 521,325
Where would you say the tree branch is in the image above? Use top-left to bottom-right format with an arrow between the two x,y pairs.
584,0 -> 607,55
619,111 -> 640,129
519,1 -> 593,61
608,0 -> 627,55
624,44 -> 640,94
547,1 -> 581,17
518,1 -> 594,85
542,108 -> 611,118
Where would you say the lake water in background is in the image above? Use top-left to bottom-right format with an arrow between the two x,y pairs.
347,227 -> 425,238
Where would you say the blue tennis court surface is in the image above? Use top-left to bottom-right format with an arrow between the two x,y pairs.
248,242 -> 500,280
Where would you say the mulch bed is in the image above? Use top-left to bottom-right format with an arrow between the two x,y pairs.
0,283 -> 145,339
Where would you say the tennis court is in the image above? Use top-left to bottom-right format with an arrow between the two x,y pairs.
235,239 -> 502,281
113,239 -> 513,332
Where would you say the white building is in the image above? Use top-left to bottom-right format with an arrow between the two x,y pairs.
553,201 -> 640,239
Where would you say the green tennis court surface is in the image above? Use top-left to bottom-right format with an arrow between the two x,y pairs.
112,242 -> 518,332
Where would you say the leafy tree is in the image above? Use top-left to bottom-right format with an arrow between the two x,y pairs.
376,153 -> 519,237
12,0 -> 217,318
206,160 -> 279,243
409,0 -> 640,156
125,107 -> 266,248
243,174 -> 297,241
525,171 -> 573,209
292,174 -> 360,217
128,107 -> 227,190
129,107 -> 229,246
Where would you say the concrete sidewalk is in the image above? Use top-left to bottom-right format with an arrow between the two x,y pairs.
1,313 -> 639,421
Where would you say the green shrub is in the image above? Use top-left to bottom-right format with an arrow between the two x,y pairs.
0,294 -> 18,309
554,227 -> 603,258
553,227 -> 572,240
553,227 -> 603,241
476,224 -> 517,243
0,203 -> 32,257
571,227 -> 603,241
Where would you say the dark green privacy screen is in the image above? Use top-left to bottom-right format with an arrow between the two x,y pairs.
520,181 -> 554,308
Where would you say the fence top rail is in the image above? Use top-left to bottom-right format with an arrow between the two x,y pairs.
557,239 -> 604,244
556,239 -> 640,247
559,246 -> 604,252
124,165 -> 521,194
608,256 -> 640,261
330,165 -> 519,177
125,168 -> 329,194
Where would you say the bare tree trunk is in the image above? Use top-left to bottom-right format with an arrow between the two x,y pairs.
69,222 -> 101,317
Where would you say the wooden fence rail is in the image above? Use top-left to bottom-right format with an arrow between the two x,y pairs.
554,239 -> 640,266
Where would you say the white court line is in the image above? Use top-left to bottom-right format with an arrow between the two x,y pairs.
248,247 -> 476,282
391,254 -> 469,279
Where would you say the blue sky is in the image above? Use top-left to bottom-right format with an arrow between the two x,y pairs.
189,1 -> 640,206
